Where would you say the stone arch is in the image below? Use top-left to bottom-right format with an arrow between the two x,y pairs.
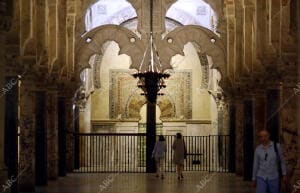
192,42 -> 212,89
125,92 -> 176,120
165,0 -> 218,32
90,54 -> 103,89
166,0 -> 222,18
84,0 -> 137,31
157,95 -> 176,119
75,25 -> 145,81
125,90 -> 146,119
156,25 -> 226,77
75,0 -> 139,43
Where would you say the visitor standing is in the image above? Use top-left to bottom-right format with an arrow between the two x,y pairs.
152,135 -> 167,179
172,133 -> 186,180
252,129 -> 287,193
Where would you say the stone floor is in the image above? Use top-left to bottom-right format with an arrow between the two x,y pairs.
36,172 -> 254,193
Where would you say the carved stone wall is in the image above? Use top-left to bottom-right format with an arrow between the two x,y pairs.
0,0 -> 298,192
235,99 -> 243,176
280,87 -> 298,192
65,97 -> 75,172
109,69 -> 192,120
19,81 -> 35,192
46,91 -> 58,180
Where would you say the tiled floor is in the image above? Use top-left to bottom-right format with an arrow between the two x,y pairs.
36,172 -> 254,193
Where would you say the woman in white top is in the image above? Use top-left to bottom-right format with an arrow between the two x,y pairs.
152,135 -> 167,179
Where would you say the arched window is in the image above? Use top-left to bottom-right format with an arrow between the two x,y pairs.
85,0 -> 137,32
166,0 -> 218,32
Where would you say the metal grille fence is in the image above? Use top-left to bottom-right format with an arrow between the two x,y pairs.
73,133 -> 230,173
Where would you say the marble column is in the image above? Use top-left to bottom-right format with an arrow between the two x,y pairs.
65,97 -> 75,172
293,0 -> 300,186
0,32 -> 8,187
47,90 -> 58,180
235,99 -> 243,176
221,102 -> 230,135
280,85 -> 298,192
19,80 -> 35,192
58,97 -> 66,176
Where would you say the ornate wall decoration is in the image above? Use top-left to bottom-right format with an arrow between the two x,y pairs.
125,92 -> 176,120
157,95 -> 176,119
199,53 -> 209,89
126,94 -> 146,119
109,69 -> 140,119
163,70 -> 192,119
92,123 -> 115,132
93,54 -> 102,89
109,69 -> 191,120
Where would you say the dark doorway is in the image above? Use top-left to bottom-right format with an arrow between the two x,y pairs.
4,76 -> 19,193
229,104 -> 236,173
266,89 -> 280,142
243,100 -> 254,181
35,91 -> 48,186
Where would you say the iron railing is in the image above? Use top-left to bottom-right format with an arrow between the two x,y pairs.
73,133 -> 230,173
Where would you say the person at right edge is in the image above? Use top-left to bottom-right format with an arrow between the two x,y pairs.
252,129 -> 287,193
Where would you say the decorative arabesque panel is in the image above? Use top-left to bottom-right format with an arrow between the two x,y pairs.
109,69 -> 192,120
162,70 -> 192,119
109,69 -> 140,119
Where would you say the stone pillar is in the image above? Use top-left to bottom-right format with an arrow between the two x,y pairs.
19,80 -> 35,192
58,97 -> 66,176
235,98 -> 243,176
221,101 -> 230,135
280,85 -> 298,192
243,99 -> 254,181
217,104 -> 224,135
243,4 -> 254,74
65,96 -> 75,172
293,0 -> 300,187
228,102 -> 236,173
226,3 -> 236,78
0,31 -> 8,187
46,90 -> 58,180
